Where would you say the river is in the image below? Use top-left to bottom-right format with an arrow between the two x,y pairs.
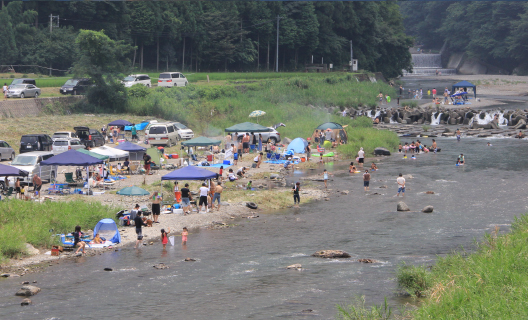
1,136 -> 527,320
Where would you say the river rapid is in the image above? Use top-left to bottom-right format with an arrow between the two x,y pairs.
1,136 -> 527,319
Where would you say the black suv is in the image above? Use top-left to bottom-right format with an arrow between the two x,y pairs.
19,134 -> 53,154
60,78 -> 93,95
74,127 -> 105,148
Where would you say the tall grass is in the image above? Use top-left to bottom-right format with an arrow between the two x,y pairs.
398,215 -> 528,319
0,77 -> 70,88
0,200 -> 118,261
336,296 -> 393,320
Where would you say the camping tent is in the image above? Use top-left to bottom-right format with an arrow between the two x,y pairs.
287,137 -> 308,153
146,148 -> 161,167
108,120 -> 132,127
41,149 -> 104,166
224,122 -> 272,133
93,218 -> 121,243
452,80 -> 476,98
91,146 -> 129,161
124,121 -> 150,132
114,141 -> 146,161
162,166 -> 217,181
312,122 -> 348,145
0,163 -> 28,177
181,136 -> 221,147
77,149 -> 109,161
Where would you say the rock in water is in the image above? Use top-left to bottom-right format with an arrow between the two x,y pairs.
312,250 -> 351,258
20,298 -> 32,306
358,258 -> 376,263
104,268 -> 113,271
184,258 -> 196,262
374,147 -> 391,156
422,205 -> 434,213
153,263 -> 170,269
286,264 -> 302,270
15,285 -> 41,296
340,190 -> 350,195
397,202 -> 410,211
425,191 -> 435,194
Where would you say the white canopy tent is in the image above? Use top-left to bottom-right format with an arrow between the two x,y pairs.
91,146 -> 129,161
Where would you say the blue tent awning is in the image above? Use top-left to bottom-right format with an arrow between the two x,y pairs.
124,121 -> 149,131
452,80 -> 476,98
93,218 -> 121,244
287,137 -> 309,153
114,141 -> 146,152
0,163 -> 28,177
161,166 -> 217,181
41,149 -> 104,166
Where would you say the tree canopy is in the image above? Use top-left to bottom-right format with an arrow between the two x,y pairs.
2,1 -> 412,78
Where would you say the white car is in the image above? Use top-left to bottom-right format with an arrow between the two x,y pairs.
235,128 -> 282,143
123,74 -> 151,88
52,131 -> 79,141
171,122 -> 194,140
158,72 -> 188,87
52,138 -> 85,154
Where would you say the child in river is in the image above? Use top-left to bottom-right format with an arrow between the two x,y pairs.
323,169 -> 330,188
349,162 -> 357,173
370,163 -> 378,171
181,227 -> 188,245
398,143 -> 402,153
161,228 -> 170,249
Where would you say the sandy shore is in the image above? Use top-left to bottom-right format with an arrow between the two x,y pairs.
1,149 -> 332,274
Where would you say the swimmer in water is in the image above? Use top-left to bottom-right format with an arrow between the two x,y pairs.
456,129 -> 461,142
487,142 -> 492,146
411,155 -> 416,160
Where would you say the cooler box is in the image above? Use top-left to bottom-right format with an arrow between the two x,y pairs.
172,208 -> 184,214
172,154 -> 179,159
51,246 -> 60,256
223,160 -> 231,165
207,155 -> 214,162
173,203 -> 181,209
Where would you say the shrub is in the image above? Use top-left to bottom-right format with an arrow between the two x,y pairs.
9,75 -> 14,78
22,74 -> 28,78
128,84 -> 150,98
396,263 -> 432,297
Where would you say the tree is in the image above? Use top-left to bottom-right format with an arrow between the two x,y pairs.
0,6 -> 17,66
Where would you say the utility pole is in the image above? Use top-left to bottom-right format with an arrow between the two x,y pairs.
49,14 -> 59,76
350,40 -> 353,72
276,15 -> 280,73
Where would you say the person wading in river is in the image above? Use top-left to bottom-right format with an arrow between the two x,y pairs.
396,173 -> 405,197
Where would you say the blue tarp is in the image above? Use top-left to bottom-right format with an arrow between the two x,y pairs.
162,166 -> 217,181
287,137 -> 308,153
0,163 -> 28,177
108,120 -> 132,127
93,218 -> 121,244
114,141 -> 146,152
41,149 -> 104,166
124,121 -> 149,132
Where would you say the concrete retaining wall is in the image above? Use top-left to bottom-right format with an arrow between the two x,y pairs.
0,96 -> 82,118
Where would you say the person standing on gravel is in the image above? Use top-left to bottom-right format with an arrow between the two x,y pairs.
198,183 -> 209,213
181,183 -> 191,215
358,147 -> 365,168
131,124 -> 138,142
212,182 -> 223,211
32,174 -> 42,198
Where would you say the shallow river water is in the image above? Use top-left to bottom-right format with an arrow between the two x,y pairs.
2,137 -> 528,320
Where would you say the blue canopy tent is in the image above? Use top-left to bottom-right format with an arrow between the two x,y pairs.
287,137 -> 309,153
452,80 -> 476,98
93,218 -> 121,244
114,141 -> 146,161
124,121 -> 150,132
0,163 -> 28,177
161,166 -> 217,181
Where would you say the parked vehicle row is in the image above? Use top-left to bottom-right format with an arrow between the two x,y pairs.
7,151 -> 55,186
144,121 -> 195,147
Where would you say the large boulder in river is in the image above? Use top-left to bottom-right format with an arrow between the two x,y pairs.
15,285 -> 41,296
397,202 -> 410,211
374,147 -> 391,156
422,205 -> 434,213
514,119 -> 526,130
312,250 -> 351,258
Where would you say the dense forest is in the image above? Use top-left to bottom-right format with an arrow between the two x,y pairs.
0,1 -> 412,78
400,1 -> 528,74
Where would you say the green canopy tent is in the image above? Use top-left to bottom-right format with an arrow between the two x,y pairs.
224,122 -> 272,133
116,186 -> 150,196
77,149 -> 110,161
181,136 -> 221,147
312,122 -> 348,145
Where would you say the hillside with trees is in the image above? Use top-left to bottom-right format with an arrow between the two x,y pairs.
0,1 -> 412,78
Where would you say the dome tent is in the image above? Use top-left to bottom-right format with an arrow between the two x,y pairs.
93,218 -> 121,244
287,137 -> 309,153
311,122 -> 348,145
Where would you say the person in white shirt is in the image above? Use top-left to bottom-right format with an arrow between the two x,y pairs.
358,147 -> 365,167
396,173 -> 406,197
3,83 -> 8,99
198,183 -> 210,213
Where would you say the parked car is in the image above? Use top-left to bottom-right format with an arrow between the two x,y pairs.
8,78 -> 36,89
52,138 -> 85,154
7,151 -> 55,185
170,122 -> 194,140
123,74 -> 151,88
158,72 -> 188,87
0,140 -> 15,161
52,131 -> 79,141
6,84 -> 41,98
145,122 -> 178,147
74,126 -> 105,148
19,134 -> 53,154
235,128 -> 282,144
60,78 -> 93,95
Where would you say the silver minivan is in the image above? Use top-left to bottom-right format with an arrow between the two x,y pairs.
9,151 -> 55,185
146,123 -> 178,147
52,138 -> 85,154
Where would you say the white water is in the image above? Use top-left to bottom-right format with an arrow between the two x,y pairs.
471,110 -> 509,126
431,112 -> 443,125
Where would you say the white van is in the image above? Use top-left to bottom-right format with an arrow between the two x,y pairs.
158,72 -> 188,87
170,122 -> 194,140
146,123 -> 179,147
52,138 -> 85,154
8,151 -> 55,185
123,74 -> 151,88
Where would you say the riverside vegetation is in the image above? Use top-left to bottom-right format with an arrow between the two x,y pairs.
395,216 -> 528,319
0,201 -> 116,262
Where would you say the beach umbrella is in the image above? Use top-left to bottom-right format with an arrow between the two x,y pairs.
116,186 -> 150,196
108,119 -> 132,127
249,110 -> 266,123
